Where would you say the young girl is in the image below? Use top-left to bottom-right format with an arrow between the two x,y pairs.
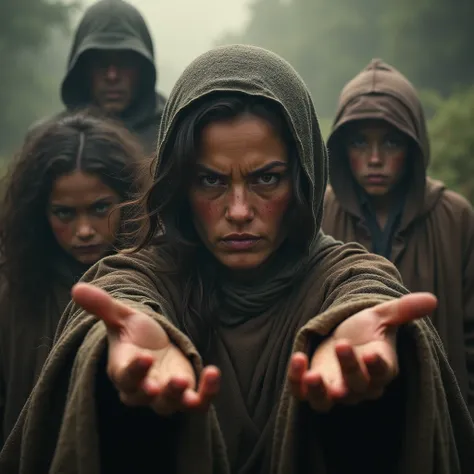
0,112 -> 147,445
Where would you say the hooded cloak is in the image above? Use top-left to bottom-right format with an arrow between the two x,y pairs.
322,59 -> 474,418
2,46 -> 473,474
29,0 -> 165,154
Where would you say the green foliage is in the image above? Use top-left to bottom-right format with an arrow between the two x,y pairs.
428,87 -> 474,202
0,1 -> 77,155
216,0 -> 474,117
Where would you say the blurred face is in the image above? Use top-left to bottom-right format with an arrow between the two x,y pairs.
346,120 -> 408,197
88,50 -> 141,115
189,115 -> 292,271
47,171 -> 121,265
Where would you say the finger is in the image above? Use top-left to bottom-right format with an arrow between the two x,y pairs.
183,366 -> 221,410
302,371 -> 333,412
372,293 -> 438,327
72,283 -> 135,329
335,341 -> 369,394
287,352 -> 309,399
148,377 -> 192,416
119,389 -> 154,407
363,352 -> 394,388
111,353 -> 154,394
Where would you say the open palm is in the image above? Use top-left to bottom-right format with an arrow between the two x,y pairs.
72,283 -> 221,415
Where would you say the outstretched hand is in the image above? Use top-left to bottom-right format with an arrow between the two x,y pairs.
288,293 -> 437,412
72,282 -> 221,415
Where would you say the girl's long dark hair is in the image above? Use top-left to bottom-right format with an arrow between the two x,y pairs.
129,93 -> 313,352
0,111 -> 148,312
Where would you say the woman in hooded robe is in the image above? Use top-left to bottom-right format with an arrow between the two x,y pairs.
0,46 -> 472,474
0,111 -> 147,446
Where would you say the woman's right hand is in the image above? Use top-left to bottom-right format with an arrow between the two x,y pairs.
71,282 -> 221,415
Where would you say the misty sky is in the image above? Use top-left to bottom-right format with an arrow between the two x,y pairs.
79,0 -> 252,94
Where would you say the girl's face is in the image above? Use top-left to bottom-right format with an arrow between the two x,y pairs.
47,170 -> 121,265
346,120 -> 408,197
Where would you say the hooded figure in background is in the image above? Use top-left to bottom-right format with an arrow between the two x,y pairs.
29,0 -> 166,154
322,59 -> 474,418
1,46 -> 472,474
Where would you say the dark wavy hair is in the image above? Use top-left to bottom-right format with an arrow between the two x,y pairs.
0,111 -> 148,309
130,93 -> 313,351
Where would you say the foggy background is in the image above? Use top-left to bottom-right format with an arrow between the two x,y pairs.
76,0 -> 253,94
1,0 -> 474,200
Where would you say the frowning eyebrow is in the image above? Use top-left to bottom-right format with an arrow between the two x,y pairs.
195,160 -> 288,177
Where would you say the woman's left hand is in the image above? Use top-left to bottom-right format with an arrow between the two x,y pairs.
288,293 -> 437,412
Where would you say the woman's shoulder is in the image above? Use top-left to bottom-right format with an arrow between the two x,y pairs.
308,233 -> 404,289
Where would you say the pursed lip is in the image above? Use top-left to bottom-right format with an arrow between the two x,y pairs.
220,233 -> 262,251
103,90 -> 126,99
72,244 -> 104,254
365,174 -> 388,184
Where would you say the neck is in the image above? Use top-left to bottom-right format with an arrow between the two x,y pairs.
366,191 -> 399,230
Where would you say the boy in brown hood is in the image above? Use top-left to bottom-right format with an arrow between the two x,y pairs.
322,59 -> 474,418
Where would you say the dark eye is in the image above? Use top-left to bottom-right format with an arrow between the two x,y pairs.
384,137 -> 405,149
256,173 -> 280,185
52,208 -> 74,221
348,137 -> 368,148
199,174 -> 224,187
93,202 -> 112,215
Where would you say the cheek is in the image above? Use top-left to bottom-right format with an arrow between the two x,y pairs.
259,189 -> 292,225
49,218 -> 74,246
124,70 -> 138,93
348,154 -> 365,176
91,71 -> 102,91
96,212 -> 121,241
387,153 -> 406,177
190,194 -> 222,232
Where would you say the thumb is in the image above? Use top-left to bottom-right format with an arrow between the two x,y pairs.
72,282 -> 135,329
373,292 -> 438,327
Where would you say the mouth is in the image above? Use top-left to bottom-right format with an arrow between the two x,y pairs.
220,234 -> 262,251
73,244 -> 104,255
365,174 -> 388,185
103,90 -> 125,100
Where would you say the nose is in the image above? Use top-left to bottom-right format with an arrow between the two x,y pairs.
367,143 -> 383,166
225,186 -> 254,224
105,64 -> 119,81
75,217 -> 96,241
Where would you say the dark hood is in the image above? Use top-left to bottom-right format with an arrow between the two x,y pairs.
153,44 -> 328,247
61,0 -> 164,129
327,59 -> 443,229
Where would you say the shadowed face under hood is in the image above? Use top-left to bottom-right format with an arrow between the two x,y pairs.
153,44 -> 329,249
327,59 -> 443,228
61,0 -> 161,128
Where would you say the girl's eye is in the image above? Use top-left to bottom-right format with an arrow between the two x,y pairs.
93,203 -> 111,215
199,175 -> 224,187
348,138 -> 368,149
52,209 -> 74,221
256,173 -> 280,185
385,138 -> 405,149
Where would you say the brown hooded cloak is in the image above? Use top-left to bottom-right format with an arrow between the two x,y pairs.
1,46 -> 473,474
322,59 -> 474,418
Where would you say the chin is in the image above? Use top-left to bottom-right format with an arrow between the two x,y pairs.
218,252 -> 268,271
74,254 -> 102,266
364,186 -> 390,197
102,103 -> 127,115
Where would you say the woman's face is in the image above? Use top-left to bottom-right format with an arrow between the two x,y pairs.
346,120 -> 408,197
47,170 -> 121,265
189,115 -> 292,271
